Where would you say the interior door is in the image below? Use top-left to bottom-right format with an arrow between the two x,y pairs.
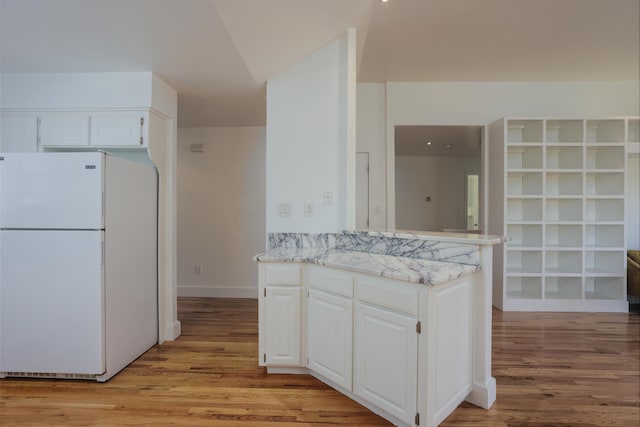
0,230 -> 105,375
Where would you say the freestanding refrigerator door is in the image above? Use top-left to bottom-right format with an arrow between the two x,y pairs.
0,152 -> 104,230
0,230 -> 105,376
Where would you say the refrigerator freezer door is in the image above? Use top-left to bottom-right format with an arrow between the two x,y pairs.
0,152 -> 104,229
0,230 -> 105,375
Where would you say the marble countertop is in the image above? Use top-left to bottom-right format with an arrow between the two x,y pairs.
349,229 -> 505,245
255,248 -> 479,286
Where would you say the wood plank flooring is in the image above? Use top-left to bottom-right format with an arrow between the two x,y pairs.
1,297 -> 638,426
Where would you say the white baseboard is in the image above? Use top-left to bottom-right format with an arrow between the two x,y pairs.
178,285 -> 257,299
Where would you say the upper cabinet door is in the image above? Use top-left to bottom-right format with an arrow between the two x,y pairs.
90,112 -> 146,147
0,113 -> 38,153
39,113 -> 90,146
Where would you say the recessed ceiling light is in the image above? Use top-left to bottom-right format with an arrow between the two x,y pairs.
381,0 -> 389,3
445,144 -> 453,149
426,141 -> 432,145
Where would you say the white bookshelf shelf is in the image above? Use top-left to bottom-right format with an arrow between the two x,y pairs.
489,116 -> 635,312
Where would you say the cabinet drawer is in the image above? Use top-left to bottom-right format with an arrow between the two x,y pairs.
308,266 -> 353,297
355,276 -> 419,316
264,263 -> 301,285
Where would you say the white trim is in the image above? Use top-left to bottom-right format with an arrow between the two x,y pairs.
178,285 -> 258,299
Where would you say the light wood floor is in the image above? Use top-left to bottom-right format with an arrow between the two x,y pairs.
1,298 -> 638,426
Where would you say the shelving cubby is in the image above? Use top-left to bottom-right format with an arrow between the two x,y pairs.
545,277 -> 582,299
586,146 -> 625,170
507,198 -> 543,222
507,146 -> 543,170
585,224 -> 624,248
507,172 -> 543,196
586,119 -> 625,143
506,224 -> 543,247
506,250 -> 542,274
584,277 -> 625,300
585,250 -> 625,275
545,224 -> 582,248
506,276 -> 542,299
489,116 -> 634,312
546,146 -> 583,170
546,172 -> 583,196
545,250 -> 582,275
507,120 -> 543,143
545,120 -> 583,144
585,172 -> 624,196
585,198 -> 624,222
545,198 -> 582,222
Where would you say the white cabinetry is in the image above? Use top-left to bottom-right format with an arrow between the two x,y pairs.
489,117 -> 635,312
0,111 -> 149,151
306,266 -> 353,390
258,260 -> 482,427
258,263 -> 303,367
39,113 -> 90,146
354,302 -> 417,424
353,275 -> 419,425
0,113 -> 38,152
90,113 -> 146,147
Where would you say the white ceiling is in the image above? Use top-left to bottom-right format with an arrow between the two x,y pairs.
1,0 -> 638,127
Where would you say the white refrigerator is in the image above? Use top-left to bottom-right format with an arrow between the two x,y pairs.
0,152 -> 158,381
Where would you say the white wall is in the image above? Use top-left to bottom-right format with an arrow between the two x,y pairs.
383,81 -> 640,229
266,30 -> 356,233
395,156 -> 480,231
0,72 -> 151,111
177,127 -> 265,298
356,83 -> 386,229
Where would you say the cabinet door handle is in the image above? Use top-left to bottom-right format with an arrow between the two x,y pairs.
139,117 -> 144,145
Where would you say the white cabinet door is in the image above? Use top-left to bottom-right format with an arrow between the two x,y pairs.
307,289 -> 353,390
90,113 -> 146,147
265,286 -> 302,366
39,113 -> 90,146
0,113 -> 38,152
354,302 -> 417,425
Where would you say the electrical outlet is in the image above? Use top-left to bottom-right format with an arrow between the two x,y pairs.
304,203 -> 314,217
322,191 -> 334,205
194,265 -> 202,276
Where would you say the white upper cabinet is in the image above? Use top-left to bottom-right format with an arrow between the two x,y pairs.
0,113 -> 38,153
0,111 -> 150,150
39,113 -> 90,147
90,113 -> 146,147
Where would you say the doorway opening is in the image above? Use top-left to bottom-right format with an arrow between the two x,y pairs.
394,125 -> 484,233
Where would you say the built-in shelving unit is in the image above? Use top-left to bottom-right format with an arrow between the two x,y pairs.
489,117 -> 637,312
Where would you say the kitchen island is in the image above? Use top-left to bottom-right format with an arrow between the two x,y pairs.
255,230 -> 503,427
